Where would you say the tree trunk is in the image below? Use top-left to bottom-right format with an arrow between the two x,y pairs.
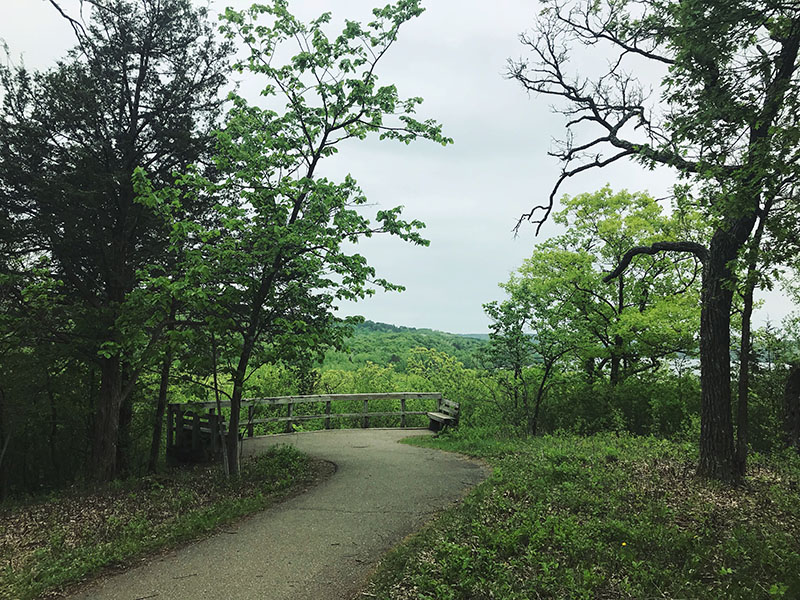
530,361 -> 553,437
610,336 -> 623,387
148,349 -> 173,473
90,356 -> 125,481
521,374 -> 531,437
736,200 -> 770,476
226,387 -> 242,477
47,385 -> 60,484
226,333 -> 258,476
584,357 -> 596,382
697,235 -> 741,483
610,275 -> 625,386
0,386 -> 9,501
784,363 -> 800,452
116,370 -> 134,476
735,284 -> 753,476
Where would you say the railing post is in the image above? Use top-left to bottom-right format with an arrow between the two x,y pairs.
362,397 -> 369,428
167,405 -> 175,450
191,412 -> 200,450
175,407 -> 185,448
325,400 -> 331,429
401,398 -> 407,428
247,403 -> 255,438
285,401 -> 294,433
209,409 -> 218,454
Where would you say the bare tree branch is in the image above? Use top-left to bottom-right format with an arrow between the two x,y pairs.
514,148 -> 635,234
47,0 -> 87,41
553,2 -> 675,65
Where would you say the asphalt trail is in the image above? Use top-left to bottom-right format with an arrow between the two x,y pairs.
69,428 -> 489,600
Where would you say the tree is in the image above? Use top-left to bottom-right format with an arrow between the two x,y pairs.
485,188 -> 699,435
480,294 -> 576,436
138,0 -> 450,475
479,299 -> 538,433
0,0 -> 231,481
557,188 -> 701,383
511,0 -> 800,481
513,188 -> 700,384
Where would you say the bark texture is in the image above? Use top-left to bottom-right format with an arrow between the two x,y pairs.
697,223 -> 755,482
90,357 -> 125,482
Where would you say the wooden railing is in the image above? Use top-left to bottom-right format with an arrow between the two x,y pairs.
166,392 -> 443,462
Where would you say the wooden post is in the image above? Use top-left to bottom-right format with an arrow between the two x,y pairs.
285,401 -> 293,433
209,409 -> 218,454
247,404 -> 255,438
167,405 -> 175,450
191,412 -> 200,450
362,398 -> 369,428
175,407 -> 185,448
401,398 -> 407,428
325,400 -> 331,430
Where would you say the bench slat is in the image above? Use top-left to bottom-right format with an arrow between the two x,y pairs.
427,411 -> 456,422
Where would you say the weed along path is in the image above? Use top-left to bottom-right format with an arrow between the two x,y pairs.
69,429 -> 488,600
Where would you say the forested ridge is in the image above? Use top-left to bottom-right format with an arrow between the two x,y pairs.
322,320 -> 486,371
2,0 -> 800,598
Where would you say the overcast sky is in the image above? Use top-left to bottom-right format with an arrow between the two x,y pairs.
2,0 -> 795,333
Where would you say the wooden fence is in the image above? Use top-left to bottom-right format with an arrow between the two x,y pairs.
166,392 -> 443,462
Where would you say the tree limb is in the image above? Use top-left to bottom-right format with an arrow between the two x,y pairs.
603,241 -> 709,282
47,0 -> 87,41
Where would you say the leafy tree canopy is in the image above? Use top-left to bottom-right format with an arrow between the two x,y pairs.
136,0 -> 450,475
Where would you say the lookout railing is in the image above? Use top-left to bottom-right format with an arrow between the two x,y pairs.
166,392 -> 443,462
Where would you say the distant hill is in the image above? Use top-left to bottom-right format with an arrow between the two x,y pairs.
457,333 -> 490,341
323,320 -> 487,371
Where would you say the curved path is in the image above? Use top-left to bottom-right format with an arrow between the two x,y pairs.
71,429 -> 489,600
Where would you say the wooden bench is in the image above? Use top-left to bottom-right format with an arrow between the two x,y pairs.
427,398 -> 460,432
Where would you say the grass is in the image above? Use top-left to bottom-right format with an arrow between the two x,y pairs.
0,446 -> 324,600
361,431 -> 800,600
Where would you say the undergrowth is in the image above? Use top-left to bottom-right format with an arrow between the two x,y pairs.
362,431 -> 800,600
1,446 -> 317,600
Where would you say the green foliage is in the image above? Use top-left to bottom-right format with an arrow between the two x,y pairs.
229,346 -> 487,432
134,0 -> 451,474
515,188 -> 701,385
744,320 -> 800,453
513,0 -> 800,481
480,264 -> 583,435
540,372 -> 700,438
0,446 -> 313,600
323,321 -> 486,372
0,0 -> 232,482
474,188 -> 703,439
365,434 -> 800,600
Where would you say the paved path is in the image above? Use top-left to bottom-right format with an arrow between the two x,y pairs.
70,429 -> 489,600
